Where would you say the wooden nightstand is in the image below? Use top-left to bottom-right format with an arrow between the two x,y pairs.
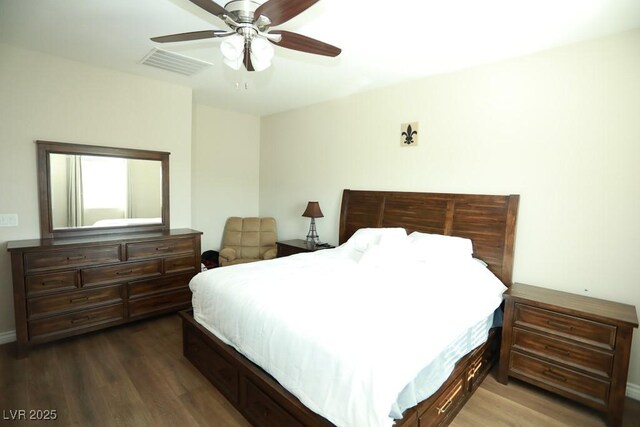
498,283 -> 638,427
276,239 -> 334,258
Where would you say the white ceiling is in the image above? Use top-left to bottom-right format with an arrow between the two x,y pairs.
1,0 -> 639,116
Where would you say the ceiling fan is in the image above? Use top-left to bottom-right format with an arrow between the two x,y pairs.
151,0 -> 341,72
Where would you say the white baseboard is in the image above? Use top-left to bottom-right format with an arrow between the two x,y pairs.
627,382 -> 640,401
0,329 -> 16,345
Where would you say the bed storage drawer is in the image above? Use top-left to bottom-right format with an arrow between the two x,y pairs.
242,377 -> 304,427
126,237 -> 195,260
418,374 -> 466,427
28,304 -> 125,341
24,245 -> 121,273
184,323 -> 239,404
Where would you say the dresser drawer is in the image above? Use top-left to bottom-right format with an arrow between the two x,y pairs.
512,328 -> 613,378
26,271 -> 78,296
128,288 -> 191,318
28,285 -> 124,319
164,254 -> 197,274
82,259 -> 162,287
128,273 -> 193,299
514,304 -> 616,350
509,351 -> 609,408
126,238 -> 195,260
24,245 -> 121,273
29,304 -> 125,341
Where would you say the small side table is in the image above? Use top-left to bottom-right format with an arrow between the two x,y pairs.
276,239 -> 334,258
498,283 -> 638,427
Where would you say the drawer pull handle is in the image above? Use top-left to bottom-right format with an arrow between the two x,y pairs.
116,270 -> 133,275
70,296 -> 89,303
546,320 -> 573,331
66,255 -> 85,261
437,384 -> 462,414
42,280 -> 63,286
468,361 -> 483,381
70,316 -> 90,324
544,345 -> 571,356
542,369 -> 567,382
156,246 -> 170,251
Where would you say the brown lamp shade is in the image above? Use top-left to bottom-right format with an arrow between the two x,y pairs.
302,201 -> 324,218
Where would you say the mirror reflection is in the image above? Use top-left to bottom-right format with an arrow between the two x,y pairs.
49,154 -> 162,229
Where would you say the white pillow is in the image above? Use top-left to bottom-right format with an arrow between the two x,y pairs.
407,231 -> 473,262
343,227 -> 407,252
336,227 -> 407,263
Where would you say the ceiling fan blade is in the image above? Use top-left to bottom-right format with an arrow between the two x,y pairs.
244,48 -> 255,72
188,0 -> 229,17
270,30 -> 341,57
151,30 -> 230,43
254,0 -> 319,26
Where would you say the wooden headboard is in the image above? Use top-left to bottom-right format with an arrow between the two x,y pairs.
339,190 -> 519,285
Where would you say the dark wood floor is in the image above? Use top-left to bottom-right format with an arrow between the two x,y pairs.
1,314 -> 638,426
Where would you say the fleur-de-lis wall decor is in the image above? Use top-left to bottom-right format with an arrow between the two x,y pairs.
401,122 -> 419,146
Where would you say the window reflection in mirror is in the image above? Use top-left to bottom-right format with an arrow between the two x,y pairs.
49,154 -> 162,229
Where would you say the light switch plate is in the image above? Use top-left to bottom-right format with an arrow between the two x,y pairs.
0,214 -> 19,227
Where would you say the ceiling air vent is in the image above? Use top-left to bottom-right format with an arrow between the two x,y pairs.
140,48 -> 212,76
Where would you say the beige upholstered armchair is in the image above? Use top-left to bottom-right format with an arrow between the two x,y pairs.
219,217 -> 277,267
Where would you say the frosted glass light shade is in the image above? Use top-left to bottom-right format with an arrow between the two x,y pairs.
223,57 -> 243,70
220,34 -> 244,61
250,37 -> 274,71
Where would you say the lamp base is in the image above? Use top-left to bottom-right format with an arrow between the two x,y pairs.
306,218 -> 320,246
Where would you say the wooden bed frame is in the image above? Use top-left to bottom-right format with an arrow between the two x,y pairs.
181,189 -> 519,427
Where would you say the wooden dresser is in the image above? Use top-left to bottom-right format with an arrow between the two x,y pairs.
8,228 -> 202,357
498,283 -> 638,427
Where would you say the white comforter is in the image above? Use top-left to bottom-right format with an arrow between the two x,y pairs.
190,247 -> 506,427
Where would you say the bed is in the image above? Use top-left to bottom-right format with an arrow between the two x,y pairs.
180,189 -> 519,427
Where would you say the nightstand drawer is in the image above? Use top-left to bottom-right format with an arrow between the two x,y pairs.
510,351 -> 609,408
512,328 -> 613,378
514,304 -> 616,350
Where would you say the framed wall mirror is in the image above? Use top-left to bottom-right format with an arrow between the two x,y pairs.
37,140 -> 170,239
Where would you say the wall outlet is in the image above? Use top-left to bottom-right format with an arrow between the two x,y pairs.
0,214 -> 19,227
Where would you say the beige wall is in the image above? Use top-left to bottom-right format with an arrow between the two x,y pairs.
260,30 -> 640,387
0,43 -> 193,335
191,104 -> 261,252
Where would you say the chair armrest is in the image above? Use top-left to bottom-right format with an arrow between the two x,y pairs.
263,248 -> 277,260
219,247 -> 237,263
